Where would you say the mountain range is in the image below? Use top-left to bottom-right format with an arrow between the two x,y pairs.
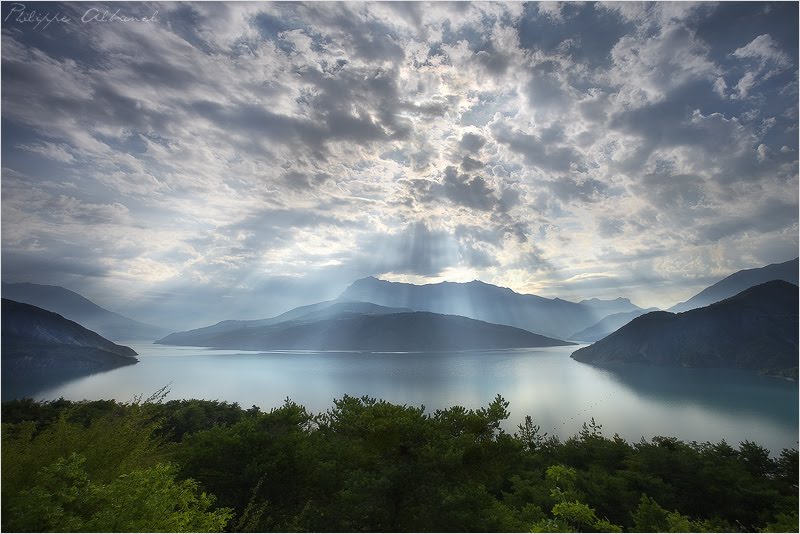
3,256 -> 796,358
571,281 -> 799,379
157,301 -> 572,351
2,299 -> 139,397
338,277 -> 620,340
1,282 -> 169,341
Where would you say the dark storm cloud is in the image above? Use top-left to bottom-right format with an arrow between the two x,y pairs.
301,2 -> 405,62
296,64 -> 414,140
441,166 -> 496,211
605,80 -> 792,184
608,81 -> 724,147
515,2 -> 632,68
473,45 -> 510,75
491,122 -> 582,173
698,198 -> 798,242
459,132 -> 487,153
525,61 -> 571,111
547,176 -> 609,204
189,99 -> 325,150
460,155 -> 484,172
411,166 -> 515,214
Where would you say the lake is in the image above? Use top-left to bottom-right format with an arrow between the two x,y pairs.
15,343 -> 800,454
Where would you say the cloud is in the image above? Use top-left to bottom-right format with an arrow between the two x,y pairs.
608,23 -> 719,105
459,132 -> 487,152
698,197 -> 798,242
730,34 -> 793,99
491,122 -> 582,173
16,142 -> 75,163
460,155 -> 485,172
0,1 -> 796,319
733,34 -> 791,68
547,176 -> 609,204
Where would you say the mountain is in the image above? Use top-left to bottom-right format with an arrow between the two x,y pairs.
669,258 -> 798,313
157,309 -> 573,351
338,277 -> 606,339
571,281 -> 799,379
578,297 -> 642,316
569,308 -> 660,342
1,282 -> 170,341
2,299 -> 138,396
158,300 -> 412,346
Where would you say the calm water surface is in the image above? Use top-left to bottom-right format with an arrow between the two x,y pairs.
24,343 -> 799,454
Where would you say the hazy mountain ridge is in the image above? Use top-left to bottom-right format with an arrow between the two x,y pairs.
158,300 -> 413,346
571,281 -> 799,378
569,308 -> 660,342
157,309 -> 574,351
1,282 -> 169,341
338,277 -> 607,339
578,297 -> 642,315
2,299 -> 139,395
669,258 -> 798,313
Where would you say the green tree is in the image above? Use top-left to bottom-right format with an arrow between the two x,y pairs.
2,393 -> 232,533
631,494 -> 716,532
530,465 -> 622,533
5,453 -> 231,532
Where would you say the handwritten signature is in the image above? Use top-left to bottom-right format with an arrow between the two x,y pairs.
4,3 -> 157,30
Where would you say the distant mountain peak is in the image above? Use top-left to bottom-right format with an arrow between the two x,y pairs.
339,275 -> 604,339
669,257 -> 798,313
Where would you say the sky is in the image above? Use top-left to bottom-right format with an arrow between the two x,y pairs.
2,1 -> 798,329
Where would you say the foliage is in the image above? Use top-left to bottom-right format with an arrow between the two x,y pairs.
5,453 -> 231,532
529,465 -> 622,532
3,394 -> 797,532
2,394 -> 232,532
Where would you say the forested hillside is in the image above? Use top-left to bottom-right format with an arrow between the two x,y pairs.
2,394 -> 797,532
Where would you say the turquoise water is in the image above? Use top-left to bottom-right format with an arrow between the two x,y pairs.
23,343 -> 799,454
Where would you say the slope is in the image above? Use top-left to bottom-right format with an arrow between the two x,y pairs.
1,282 -> 169,341
2,299 -> 139,397
157,310 -> 574,351
570,308 -> 660,342
571,281 -> 799,378
669,258 -> 798,312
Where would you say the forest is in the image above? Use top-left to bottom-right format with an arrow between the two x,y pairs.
2,391 -> 797,533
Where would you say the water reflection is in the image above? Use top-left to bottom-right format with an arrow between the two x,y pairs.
589,362 -> 798,426
13,344 -> 798,454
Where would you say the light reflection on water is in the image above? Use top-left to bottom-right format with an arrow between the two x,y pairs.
21,343 -> 799,454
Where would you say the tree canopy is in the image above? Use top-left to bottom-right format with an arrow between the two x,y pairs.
2,394 -> 797,532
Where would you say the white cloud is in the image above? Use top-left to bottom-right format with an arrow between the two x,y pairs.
1,2 -> 796,321
733,34 -> 791,68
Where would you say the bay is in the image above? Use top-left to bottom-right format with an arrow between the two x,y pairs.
24,343 -> 799,454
